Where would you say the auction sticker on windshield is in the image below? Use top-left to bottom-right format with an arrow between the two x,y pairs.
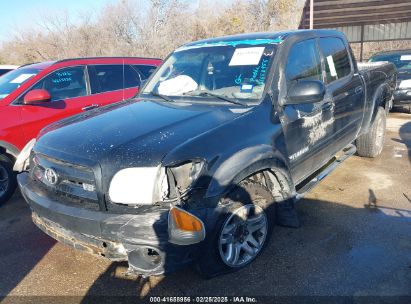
229,47 -> 265,66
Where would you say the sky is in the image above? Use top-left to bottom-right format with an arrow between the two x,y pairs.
0,0 -> 118,42
0,0 -> 232,44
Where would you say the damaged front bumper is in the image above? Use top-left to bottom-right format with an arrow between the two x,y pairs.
18,172 -> 200,276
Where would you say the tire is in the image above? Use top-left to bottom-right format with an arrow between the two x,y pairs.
0,154 -> 17,205
356,107 -> 386,158
196,181 -> 275,278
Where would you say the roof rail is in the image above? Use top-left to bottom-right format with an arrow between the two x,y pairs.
55,56 -> 162,63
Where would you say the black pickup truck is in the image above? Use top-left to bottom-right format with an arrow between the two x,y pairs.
369,49 -> 411,113
17,30 -> 396,278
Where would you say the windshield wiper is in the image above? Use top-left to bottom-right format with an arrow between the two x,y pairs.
184,91 -> 245,106
149,91 -> 175,103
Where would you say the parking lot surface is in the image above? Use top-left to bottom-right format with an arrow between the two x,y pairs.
0,113 -> 410,301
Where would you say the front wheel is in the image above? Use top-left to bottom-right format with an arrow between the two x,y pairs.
356,107 -> 386,158
196,182 -> 274,278
218,203 -> 268,268
0,154 -> 17,205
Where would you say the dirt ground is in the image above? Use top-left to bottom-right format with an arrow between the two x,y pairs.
0,112 -> 410,302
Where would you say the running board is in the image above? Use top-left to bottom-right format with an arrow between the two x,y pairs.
295,144 -> 356,200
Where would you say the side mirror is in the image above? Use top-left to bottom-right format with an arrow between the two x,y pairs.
286,80 -> 325,104
23,89 -> 51,105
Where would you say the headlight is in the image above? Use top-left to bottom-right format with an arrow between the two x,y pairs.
109,166 -> 165,205
399,79 -> 411,89
13,138 -> 36,172
109,160 -> 205,206
168,160 -> 205,193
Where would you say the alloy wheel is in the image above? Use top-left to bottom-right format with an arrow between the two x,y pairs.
218,204 -> 267,267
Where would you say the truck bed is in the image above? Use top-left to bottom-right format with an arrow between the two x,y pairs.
358,61 -> 396,107
358,61 -> 396,82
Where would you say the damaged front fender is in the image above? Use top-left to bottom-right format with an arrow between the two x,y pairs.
206,144 -> 290,198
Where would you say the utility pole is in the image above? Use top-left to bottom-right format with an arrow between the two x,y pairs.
310,0 -> 314,29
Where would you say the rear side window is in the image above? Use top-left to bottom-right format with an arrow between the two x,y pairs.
133,65 -> 157,80
89,64 -> 141,94
319,37 -> 351,83
285,39 -> 322,84
32,66 -> 87,101
124,65 -> 141,88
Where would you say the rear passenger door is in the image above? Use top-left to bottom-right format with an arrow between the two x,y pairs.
318,37 -> 365,150
88,64 -> 141,107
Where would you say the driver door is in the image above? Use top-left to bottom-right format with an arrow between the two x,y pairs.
280,38 -> 337,184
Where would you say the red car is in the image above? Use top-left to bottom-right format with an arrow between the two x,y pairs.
0,57 -> 161,204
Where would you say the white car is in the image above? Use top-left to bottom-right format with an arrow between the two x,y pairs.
0,65 -> 19,77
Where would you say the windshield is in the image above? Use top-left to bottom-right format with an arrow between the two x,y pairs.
369,53 -> 411,70
0,68 -> 41,99
142,41 -> 278,103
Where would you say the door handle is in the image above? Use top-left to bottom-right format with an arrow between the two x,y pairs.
322,101 -> 333,111
82,104 -> 99,111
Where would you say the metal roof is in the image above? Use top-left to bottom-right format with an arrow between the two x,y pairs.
299,0 -> 411,29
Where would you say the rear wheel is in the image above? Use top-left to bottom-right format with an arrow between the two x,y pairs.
0,154 -> 17,205
356,107 -> 386,158
196,181 -> 275,278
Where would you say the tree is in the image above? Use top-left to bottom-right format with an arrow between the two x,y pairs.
0,0 -> 304,65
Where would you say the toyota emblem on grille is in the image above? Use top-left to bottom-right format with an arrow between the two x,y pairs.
44,168 -> 58,185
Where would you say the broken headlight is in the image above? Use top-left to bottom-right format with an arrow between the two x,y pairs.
166,160 -> 205,198
109,166 -> 165,205
108,160 -> 205,206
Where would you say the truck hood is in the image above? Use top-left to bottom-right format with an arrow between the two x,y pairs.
36,98 -> 246,169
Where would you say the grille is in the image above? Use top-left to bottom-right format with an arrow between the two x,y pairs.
30,153 -> 100,210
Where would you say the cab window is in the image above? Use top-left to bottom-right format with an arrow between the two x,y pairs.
285,39 -> 322,86
319,37 -> 351,83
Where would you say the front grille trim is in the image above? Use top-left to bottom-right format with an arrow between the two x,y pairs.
31,152 -> 100,210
